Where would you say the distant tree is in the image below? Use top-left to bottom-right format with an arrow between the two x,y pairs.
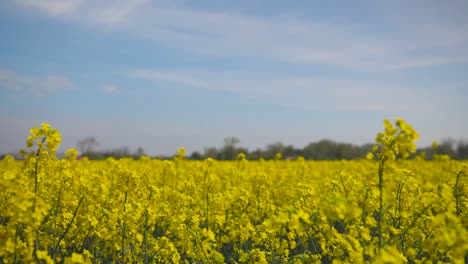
456,140 -> 468,159
303,139 -> 337,160
220,137 -> 241,160
135,146 -> 145,158
335,143 -> 352,159
114,146 -> 130,158
204,147 -> 218,159
77,137 -> 99,156
282,145 -> 298,159
224,137 -> 240,147
247,148 -> 264,160
190,138 -> 379,161
436,138 -> 456,157
237,147 -> 249,158
189,151 -> 203,160
357,143 -> 374,159
265,142 -> 285,159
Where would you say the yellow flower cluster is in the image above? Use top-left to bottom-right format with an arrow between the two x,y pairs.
372,118 -> 420,160
0,122 -> 467,263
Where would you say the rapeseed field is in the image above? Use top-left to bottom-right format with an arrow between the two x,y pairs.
1,120 -> 467,263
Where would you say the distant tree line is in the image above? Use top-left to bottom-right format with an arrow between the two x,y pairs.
188,137 -> 468,161
189,137 -> 375,161
415,138 -> 468,160
76,137 -> 146,160
2,137 -> 468,161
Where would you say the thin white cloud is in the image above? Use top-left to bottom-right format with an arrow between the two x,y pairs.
102,84 -> 118,93
130,68 -> 450,114
11,0 -> 468,70
14,0 -> 84,16
0,69 -> 73,96
87,0 -> 151,28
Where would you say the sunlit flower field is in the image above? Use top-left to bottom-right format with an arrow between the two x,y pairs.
1,121 -> 467,263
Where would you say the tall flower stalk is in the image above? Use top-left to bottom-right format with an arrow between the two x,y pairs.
368,119 -> 419,250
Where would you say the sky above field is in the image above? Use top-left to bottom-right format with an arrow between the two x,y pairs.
1,0 -> 467,156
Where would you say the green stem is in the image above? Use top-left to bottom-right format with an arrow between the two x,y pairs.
143,191 -> 152,264
454,171 -> 463,216
143,211 -> 149,264
256,178 -> 262,221
55,197 -> 83,262
52,186 -> 63,261
32,136 -> 47,260
33,136 -> 47,195
205,186 -> 210,230
14,227 -> 18,264
378,158 -> 385,251
122,175 -> 130,264
204,167 -> 210,230
162,167 -> 166,201
122,223 -> 126,264
195,233 -> 211,264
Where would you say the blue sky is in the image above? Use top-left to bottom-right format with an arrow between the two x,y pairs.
1,0 -> 467,155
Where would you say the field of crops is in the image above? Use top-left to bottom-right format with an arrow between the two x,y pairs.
1,121 -> 467,263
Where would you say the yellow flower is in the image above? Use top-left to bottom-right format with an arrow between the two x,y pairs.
64,253 -> 86,264
36,250 -> 54,264
177,147 -> 186,158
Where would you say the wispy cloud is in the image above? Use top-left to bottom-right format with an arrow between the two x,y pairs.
0,69 -> 73,96
102,84 -> 118,93
14,0 -> 84,16
130,68 -> 447,114
3,0 -> 467,154
11,0 -> 468,70
87,0 -> 150,27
